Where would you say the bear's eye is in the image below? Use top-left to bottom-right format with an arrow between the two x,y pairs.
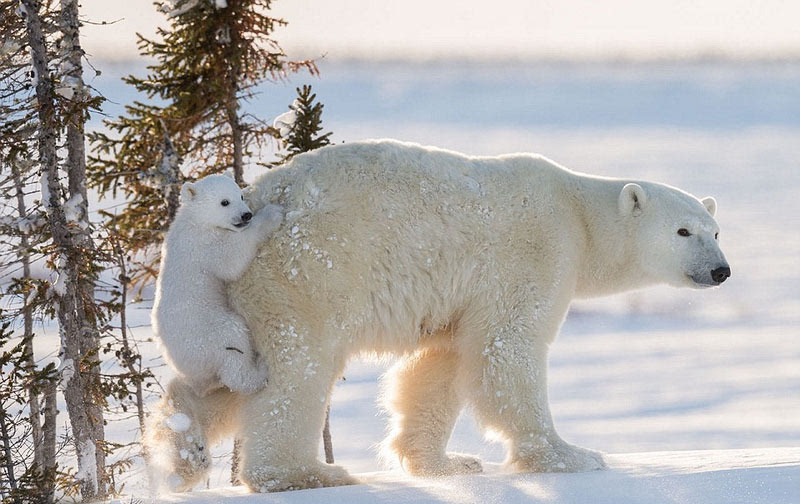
221,199 -> 230,207
715,232 -> 719,240
241,195 -> 244,200
677,228 -> 691,237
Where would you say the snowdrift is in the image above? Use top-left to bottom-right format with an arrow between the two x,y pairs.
145,447 -> 799,504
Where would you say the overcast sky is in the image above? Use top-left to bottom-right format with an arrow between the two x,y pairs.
80,0 -> 800,61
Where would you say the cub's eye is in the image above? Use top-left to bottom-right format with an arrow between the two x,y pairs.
715,232 -> 719,240
241,195 -> 244,200
221,199 -> 229,207
677,228 -> 691,237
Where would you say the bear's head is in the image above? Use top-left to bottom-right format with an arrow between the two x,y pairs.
618,182 -> 730,289
179,174 -> 254,232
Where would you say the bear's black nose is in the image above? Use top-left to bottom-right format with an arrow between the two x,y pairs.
241,212 -> 253,222
711,266 -> 731,283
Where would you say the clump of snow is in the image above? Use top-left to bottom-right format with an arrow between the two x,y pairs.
58,358 -> 74,387
273,99 -> 302,138
63,193 -> 84,226
51,254 -> 68,297
0,39 -> 21,57
273,110 -> 297,139
55,75 -> 81,100
214,26 -> 231,44
162,0 -> 200,17
165,473 -> 184,491
39,173 -> 52,210
14,2 -> 27,18
165,412 -> 192,433
74,438 -> 98,493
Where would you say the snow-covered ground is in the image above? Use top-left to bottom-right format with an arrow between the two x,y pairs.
39,60 -> 800,501
133,448 -> 800,504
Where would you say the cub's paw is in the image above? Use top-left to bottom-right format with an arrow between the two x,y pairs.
243,462 -> 358,493
254,204 -> 284,234
219,353 -> 269,394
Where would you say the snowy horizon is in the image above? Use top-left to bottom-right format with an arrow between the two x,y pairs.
79,0 -> 800,63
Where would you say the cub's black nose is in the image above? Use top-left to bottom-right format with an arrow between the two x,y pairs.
241,212 -> 253,222
711,266 -> 731,283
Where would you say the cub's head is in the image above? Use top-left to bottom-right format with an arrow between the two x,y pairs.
618,182 -> 730,289
179,174 -> 253,232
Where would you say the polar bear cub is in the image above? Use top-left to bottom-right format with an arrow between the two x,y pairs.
152,174 -> 283,396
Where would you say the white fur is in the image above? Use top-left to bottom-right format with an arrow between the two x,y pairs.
151,174 -> 283,397
153,140 -> 730,492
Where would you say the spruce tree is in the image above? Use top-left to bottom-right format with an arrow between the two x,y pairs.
274,85 -> 333,164
89,0 -> 318,288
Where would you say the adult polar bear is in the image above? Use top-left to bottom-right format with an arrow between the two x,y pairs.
171,139 -> 730,492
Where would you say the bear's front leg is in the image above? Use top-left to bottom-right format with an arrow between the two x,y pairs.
463,316 -> 605,473
237,332 -> 357,492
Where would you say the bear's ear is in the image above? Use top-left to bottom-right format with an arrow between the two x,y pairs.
223,170 -> 234,179
701,196 -> 717,216
618,183 -> 647,216
181,182 -> 197,201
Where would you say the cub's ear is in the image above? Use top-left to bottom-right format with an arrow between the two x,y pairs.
701,196 -> 717,217
618,183 -> 647,216
181,182 -> 197,201
223,170 -> 234,179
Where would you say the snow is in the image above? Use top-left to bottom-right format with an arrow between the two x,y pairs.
214,0 -> 228,8
55,75 -> 81,100
165,0 -> 200,17
14,1 -> 27,19
58,358 -> 74,387
0,39 -> 20,57
75,438 -> 98,493
39,173 -> 52,209
51,254 -> 68,296
63,193 -> 84,225
273,110 -> 297,139
165,413 -> 192,433
128,448 -> 799,503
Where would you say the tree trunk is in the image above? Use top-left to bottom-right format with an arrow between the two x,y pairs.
224,21 -> 244,185
225,87 -> 244,185
323,405 -> 334,464
159,125 -> 183,225
22,0 -> 104,499
59,0 -> 106,497
40,380 -> 57,504
230,439 -> 242,486
0,401 -> 20,504
112,238 -> 147,441
10,162 -> 44,471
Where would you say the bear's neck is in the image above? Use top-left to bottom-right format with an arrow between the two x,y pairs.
572,175 -> 655,298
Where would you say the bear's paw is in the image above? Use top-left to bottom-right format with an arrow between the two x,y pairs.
512,441 -> 606,473
243,461 -> 358,492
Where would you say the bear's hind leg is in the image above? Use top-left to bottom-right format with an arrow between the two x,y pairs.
385,347 -> 482,476
146,379 -> 245,492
